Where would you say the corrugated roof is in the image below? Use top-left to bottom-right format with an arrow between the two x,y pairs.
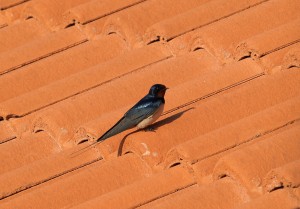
0,0 -> 299,208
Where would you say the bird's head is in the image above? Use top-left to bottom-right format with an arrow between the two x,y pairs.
149,84 -> 168,98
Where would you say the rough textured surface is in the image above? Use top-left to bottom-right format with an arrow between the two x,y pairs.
0,0 -> 299,208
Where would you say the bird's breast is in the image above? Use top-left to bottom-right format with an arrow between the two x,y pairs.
136,104 -> 164,129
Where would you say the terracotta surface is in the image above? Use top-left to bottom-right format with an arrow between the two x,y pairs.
0,0 -> 299,208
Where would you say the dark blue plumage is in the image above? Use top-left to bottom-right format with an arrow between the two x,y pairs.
97,84 -> 167,141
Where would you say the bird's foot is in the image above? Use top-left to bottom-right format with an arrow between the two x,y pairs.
144,126 -> 156,132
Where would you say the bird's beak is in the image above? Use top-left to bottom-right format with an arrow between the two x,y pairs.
165,87 -> 169,90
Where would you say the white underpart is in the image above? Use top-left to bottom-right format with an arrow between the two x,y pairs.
136,104 -> 164,129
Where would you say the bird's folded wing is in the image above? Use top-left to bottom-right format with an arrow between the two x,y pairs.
125,98 -> 162,120
98,99 -> 163,141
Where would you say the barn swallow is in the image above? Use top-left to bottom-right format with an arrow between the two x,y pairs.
71,84 -> 168,156
98,83 -> 168,141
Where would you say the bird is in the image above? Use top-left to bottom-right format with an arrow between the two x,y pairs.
98,83 -> 168,141
71,84 -> 168,156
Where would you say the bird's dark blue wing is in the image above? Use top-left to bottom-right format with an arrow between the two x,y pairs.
98,95 -> 164,141
124,95 -> 164,122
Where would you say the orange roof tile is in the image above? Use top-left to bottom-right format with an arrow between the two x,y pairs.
192,0 -> 300,62
72,166 -> 195,209
0,13 -> 7,29
0,18 -> 48,54
0,0 -> 29,11
144,0 -> 267,44
0,26 -> 87,75
213,123 -> 300,196
0,34 -> 126,102
140,178 -> 249,209
22,0 -> 91,30
166,96 -> 300,169
64,0 -> 146,25
0,0 -> 299,208
237,189 -> 300,209
0,154 -> 150,209
263,159 -> 300,192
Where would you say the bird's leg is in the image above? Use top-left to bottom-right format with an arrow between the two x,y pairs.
144,125 -> 156,132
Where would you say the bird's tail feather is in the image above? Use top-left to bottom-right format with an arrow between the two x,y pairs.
98,116 -> 135,141
70,116 -> 134,157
